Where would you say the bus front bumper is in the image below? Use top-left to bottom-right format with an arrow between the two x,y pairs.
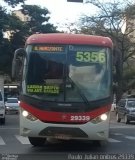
20,114 -> 110,141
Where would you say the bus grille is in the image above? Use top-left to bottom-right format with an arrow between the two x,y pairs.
39,127 -> 88,138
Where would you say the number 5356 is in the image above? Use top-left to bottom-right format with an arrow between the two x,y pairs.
76,51 -> 105,63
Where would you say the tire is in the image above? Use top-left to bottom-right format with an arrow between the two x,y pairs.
124,115 -> 130,124
116,113 -> 121,122
0,117 -> 5,125
28,137 -> 46,146
92,140 -> 108,147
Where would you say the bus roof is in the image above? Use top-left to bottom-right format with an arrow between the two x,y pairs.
26,33 -> 113,48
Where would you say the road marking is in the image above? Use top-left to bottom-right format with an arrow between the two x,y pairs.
108,138 -> 121,143
15,136 -> 121,144
125,136 -> 135,140
0,128 -> 19,129
0,135 -> 134,145
110,125 -> 135,129
15,135 -> 30,144
0,136 -> 5,145
113,133 -> 124,136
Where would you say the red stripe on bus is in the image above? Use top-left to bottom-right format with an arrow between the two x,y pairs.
20,101 -> 111,123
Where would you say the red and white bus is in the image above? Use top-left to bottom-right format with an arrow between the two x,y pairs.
12,33 -> 114,146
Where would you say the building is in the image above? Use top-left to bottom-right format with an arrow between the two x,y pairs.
12,10 -> 31,22
4,10 -> 31,40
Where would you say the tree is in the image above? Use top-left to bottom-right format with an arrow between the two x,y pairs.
0,2 -> 28,74
0,2 -> 58,76
0,6 -> 12,74
79,0 -> 135,98
3,0 -> 25,7
21,5 -> 57,34
80,0 -> 134,61
0,4 -> 29,75
7,13 -> 29,50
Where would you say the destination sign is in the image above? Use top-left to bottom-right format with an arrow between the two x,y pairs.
27,85 -> 60,94
33,46 -> 64,52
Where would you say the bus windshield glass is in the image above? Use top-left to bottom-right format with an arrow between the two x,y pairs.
24,44 -> 111,102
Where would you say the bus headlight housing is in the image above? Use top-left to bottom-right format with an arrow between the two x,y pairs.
91,113 -> 108,124
22,110 -> 38,121
22,110 -> 28,117
100,114 -> 107,121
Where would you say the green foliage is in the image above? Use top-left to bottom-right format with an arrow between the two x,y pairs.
0,38 -> 12,74
3,0 -> 25,7
40,24 -> 58,33
21,5 -> 57,34
0,6 -> 12,74
80,0 -> 135,94
81,0 -> 134,59
0,3 -> 58,76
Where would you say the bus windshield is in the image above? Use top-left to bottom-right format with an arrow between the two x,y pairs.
23,44 -> 111,102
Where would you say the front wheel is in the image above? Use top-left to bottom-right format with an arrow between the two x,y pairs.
92,140 -> 108,147
0,117 -> 5,125
124,115 -> 130,124
28,137 -> 46,146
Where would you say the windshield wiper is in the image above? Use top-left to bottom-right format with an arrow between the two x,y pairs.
68,77 -> 90,107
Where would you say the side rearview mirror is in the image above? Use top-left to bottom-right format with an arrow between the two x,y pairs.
12,48 -> 26,80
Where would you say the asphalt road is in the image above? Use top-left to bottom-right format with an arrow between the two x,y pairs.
0,112 -> 135,160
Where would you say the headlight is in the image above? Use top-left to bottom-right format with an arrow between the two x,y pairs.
6,106 -> 9,109
91,113 -> 108,124
100,114 -> 108,121
22,110 -> 28,117
22,110 -> 38,121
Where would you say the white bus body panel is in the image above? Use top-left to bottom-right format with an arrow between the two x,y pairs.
20,112 -> 110,141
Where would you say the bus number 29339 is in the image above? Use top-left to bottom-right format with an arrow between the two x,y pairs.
70,115 -> 90,121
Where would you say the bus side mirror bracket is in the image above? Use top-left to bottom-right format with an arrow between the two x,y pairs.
12,48 -> 26,80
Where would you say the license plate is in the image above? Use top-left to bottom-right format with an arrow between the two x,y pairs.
54,134 -> 71,140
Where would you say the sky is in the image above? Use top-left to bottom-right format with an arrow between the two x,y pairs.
1,0 -> 98,31
3,0 -> 129,31
25,0 -> 97,26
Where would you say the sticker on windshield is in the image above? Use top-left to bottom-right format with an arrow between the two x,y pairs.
27,85 -> 43,93
26,85 -> 59,94
76,51 -> 105,63
44,85 -> 59,94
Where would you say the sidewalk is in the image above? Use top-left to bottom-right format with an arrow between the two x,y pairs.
110,111 -> 116,123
